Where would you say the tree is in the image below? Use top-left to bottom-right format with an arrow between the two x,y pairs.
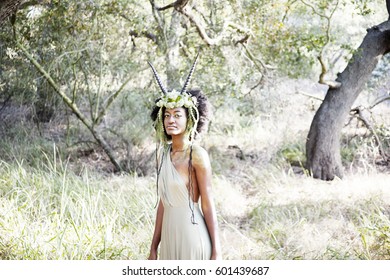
306,0 -> 390,180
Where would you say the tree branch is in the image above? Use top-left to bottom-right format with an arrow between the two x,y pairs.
148,0 -> 165,48
369,93 -> 390,110
178,6 -> 223,46
297,90 -> 324,101
318,55 -> 341,89
16,40 -> 123,172
157,1 -> 176,11
129,30 -> 158,44
301,0 -> 341,89
94,76 -> 132,125
156,0 -> 190,11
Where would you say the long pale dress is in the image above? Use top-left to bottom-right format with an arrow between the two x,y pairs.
158,145 -> 212,260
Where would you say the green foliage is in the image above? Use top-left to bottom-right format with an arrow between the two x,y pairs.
350,0 -> 373,16
341,144 -> 357,165
279,143 -> 306,167
359,208 -> 390,260
363,225 -> 390,259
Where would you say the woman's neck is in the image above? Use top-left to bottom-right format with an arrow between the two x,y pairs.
171,136 -> 190,152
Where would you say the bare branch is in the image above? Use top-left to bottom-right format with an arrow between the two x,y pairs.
94,76 -> 132,126
297,90 -> 324,101
369,93 -> 390,110
178,6 -> 252,47
178,6 -> 223,46
351,106 -> 388,161
234,34 -> 250,45
244,79 -> 264,96
242,43 -> 268,72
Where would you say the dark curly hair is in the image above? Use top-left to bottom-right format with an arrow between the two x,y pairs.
150,89 -> 211,141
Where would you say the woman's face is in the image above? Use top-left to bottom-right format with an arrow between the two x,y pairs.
164,107 -> 188,137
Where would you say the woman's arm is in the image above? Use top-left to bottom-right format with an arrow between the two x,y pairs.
148,199 -> 164,260
193,146 -> 222,260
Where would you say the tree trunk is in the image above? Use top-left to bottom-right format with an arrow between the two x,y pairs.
306,19 -> 390,180
0,0 -> 21,23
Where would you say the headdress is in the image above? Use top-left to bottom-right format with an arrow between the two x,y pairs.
148,53 -> 200,145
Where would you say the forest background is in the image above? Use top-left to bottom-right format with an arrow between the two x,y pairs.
1,0 -> 390,260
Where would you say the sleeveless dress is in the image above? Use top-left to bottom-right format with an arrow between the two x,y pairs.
158,145 -> 212,260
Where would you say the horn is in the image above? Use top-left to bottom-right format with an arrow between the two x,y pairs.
148,61 -> 168,95
180,53 -> 200,94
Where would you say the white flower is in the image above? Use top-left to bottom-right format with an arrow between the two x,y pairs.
167,90 -> 179,101
156,100 -> 165,107
27,6 -> 43,19
166,102 -> 175,109
176,99 -> 185,107
156,91 -> 196,109
6,48 -> 18,59
184,100 -> 192,108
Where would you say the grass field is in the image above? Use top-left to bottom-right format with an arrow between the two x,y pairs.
1,78 -> 390,260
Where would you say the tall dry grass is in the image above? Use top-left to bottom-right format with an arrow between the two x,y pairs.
0,152 -> 156,259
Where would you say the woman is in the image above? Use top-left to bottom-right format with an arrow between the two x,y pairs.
147,55 -> 221,260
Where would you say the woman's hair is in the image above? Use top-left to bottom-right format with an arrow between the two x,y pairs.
150,89 -> 211,141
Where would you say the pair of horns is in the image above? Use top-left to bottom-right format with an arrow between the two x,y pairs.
148,53 -> 200,95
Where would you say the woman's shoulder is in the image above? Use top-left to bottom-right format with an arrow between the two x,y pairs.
190,144 -> 211,168
191,143 -> 208,157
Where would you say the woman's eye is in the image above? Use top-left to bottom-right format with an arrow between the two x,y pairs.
174,114 -> 181,118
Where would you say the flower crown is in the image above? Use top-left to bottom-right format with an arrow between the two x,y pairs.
155,90 -> 197,109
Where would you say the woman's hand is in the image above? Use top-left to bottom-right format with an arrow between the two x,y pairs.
210,251 -> 222,260
148,250 -> 158,260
